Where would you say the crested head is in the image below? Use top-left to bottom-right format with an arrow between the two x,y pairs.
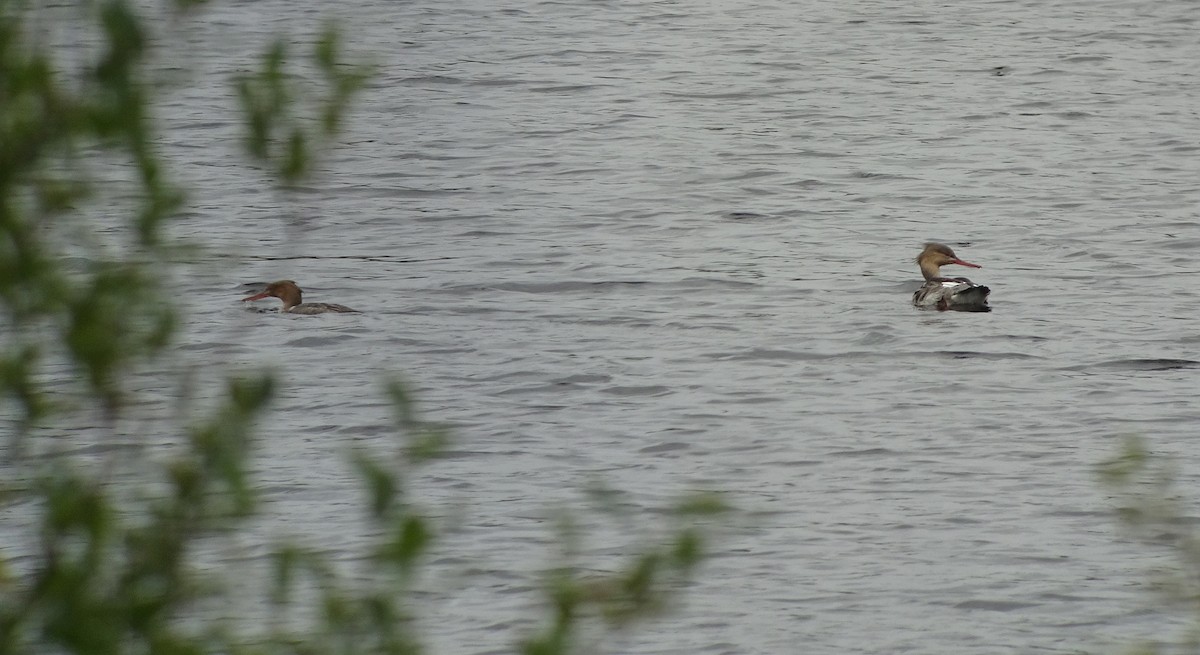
243,280 -> 303,309
266,280 -> 302,306
264,280 -> 300,294
916,243 -> 959,264
916,243 -> 981,280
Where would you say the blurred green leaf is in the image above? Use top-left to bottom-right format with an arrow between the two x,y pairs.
0,344 -> 50,428
671,528 -> 703,569
314,25 -> 340,71
384,377 -> 416,428
407,425 -> 449,463
353,450 -> 399,519
96,0 -> 146,87
1098,435 -> 1149,486
375,516 -> 431,571
271,545 -> 302,605
674,492 -> 729,517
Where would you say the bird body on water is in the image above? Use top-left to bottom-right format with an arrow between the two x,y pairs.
912,243 -> 990,311
242,280 -> 359,314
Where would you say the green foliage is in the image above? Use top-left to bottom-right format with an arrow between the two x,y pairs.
521,491 -> 729,655
2,376 -> 273,655
384,378 -> 449,463
1,0 -> 180,423
1100,436 -> 1200,654
235,24 -> 373,185
1,4 -> 725,655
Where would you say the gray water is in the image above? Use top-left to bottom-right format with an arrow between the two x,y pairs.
25,0 -> 1200,653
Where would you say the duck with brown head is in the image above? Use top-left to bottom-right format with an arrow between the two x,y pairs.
242,280 -> 359,314
913,243 -> 990,311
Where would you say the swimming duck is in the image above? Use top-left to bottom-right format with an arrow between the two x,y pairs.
242,280 -> 359,314
912,244 -> 990,311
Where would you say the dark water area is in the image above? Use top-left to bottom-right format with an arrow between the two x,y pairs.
11,0 -> 1200,653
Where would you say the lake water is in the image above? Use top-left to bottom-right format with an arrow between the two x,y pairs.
22,0 -> 1200,652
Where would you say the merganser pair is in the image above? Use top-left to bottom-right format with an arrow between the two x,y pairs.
242,280 -> 358,314
912,243 -> 990,311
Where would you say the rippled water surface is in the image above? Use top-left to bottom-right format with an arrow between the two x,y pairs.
27,0 -> 1200,652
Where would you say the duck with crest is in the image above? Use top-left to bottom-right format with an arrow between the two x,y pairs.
242,280 -> 359,314
912,243 -> 990,311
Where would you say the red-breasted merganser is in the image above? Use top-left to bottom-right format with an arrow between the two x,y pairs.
242,280 -> 359,314
912,243 -> 990,311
